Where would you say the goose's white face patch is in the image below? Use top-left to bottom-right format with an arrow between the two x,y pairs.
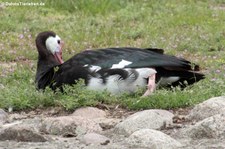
46,35 -> 61,54
111,59 -> 132,68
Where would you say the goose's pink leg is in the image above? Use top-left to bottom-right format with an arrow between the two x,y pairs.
142,73 -> 156,97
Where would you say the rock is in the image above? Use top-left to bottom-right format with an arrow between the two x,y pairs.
1,118 -> 41,133
72,107 -> 108,119
114,109 -> 174,136
40,116 -> 102,136
82,143 -> 129,149
96,118 -> 121,130
8,113 -> 28,122
0,109 -> 8,125
81,133 -> 110,145
185,114 -> 225,139
126,129 -> 182,149
72,107 -> 120,130
0,125 -> 48,142
187,96 -> 225,121
1,121 -> 23,129
40,116 -> 77,136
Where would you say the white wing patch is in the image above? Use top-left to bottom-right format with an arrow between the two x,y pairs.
111,59 -> 132,68
84,65 -> 101,72
89,65 -> 101,72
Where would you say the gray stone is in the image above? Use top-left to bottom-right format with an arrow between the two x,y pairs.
0,125 -> 48,142
187,96 -> 225,121
1,118 -> 41,133
0,109 -> 8,125
40,116 -> 102,136
114,109 -> 174,136
81,132 -> 110,145
72,107 -> 108,119
82,143 -> 131,149
8,113 -> 28,122
126,129 -> 182,149
1,121 -> 23,129
180,139 -> 225,149
95,118 -> 121,130
185,114 -> 225,139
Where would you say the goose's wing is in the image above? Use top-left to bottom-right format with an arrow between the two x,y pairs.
64,47 -> 192,70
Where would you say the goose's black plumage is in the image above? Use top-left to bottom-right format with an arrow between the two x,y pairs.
35,31 -> 205,96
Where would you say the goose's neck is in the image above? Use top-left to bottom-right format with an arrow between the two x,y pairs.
35,56 -> 60,90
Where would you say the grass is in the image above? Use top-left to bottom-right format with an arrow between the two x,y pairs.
0,0 -> 224,111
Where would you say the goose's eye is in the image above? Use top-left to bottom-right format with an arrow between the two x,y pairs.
57,40 -> 60,44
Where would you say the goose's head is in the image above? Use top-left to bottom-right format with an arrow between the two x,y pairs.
35,31 -> 64,64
